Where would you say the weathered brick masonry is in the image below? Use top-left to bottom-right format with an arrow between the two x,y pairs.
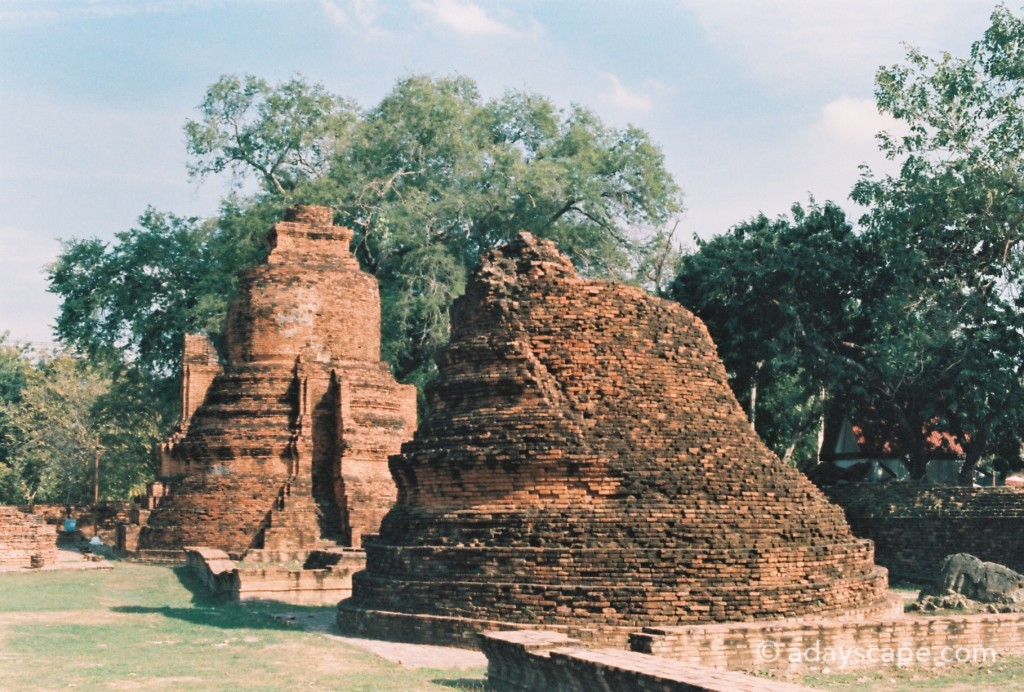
481,630 -> 815,691
339,233 -> 889,646
136,206 -> 416,558
0,506 -> 57,568
822,482 -> 1024,583
632,612 -> 1022,672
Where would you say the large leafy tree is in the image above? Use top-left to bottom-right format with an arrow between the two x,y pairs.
672,201 -> 861,468
675,6 -> 1024,483
185,74 -> 357,196
49,197 -> 279,377
0,349 -> 161,506
852,4 -> 1024,482
52,73 -> 683,392
46,73 -> 682,495
323,75 -> 682,384
0,335 -> 33,501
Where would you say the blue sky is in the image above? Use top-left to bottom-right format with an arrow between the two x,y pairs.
0,0 -> 1002,346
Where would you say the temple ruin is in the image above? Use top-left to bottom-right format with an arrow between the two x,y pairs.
129,205 -> 416,563
338,232 -> 889,646
0,506 -> 57,569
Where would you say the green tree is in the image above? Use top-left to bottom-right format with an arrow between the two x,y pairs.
185,74 -> 358,196
49,198 -> 278,377
675,6 -> 1024,483
54,73 -> 683,393
0,352 -> 159,506
852,3 -> 1024,483
0,335 -> 33,502
671,201 -> 860,468
323,76 -> 682,382
1,354 -> 107,506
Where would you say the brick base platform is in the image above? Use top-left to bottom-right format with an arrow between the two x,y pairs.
336,593 -> 900,651
631,611 -> 1022,672
186,546 -> 363,605
480,630 -> 814,692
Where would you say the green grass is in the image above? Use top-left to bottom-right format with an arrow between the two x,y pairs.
0,563 -> 485,691
802,662 -> 1024,690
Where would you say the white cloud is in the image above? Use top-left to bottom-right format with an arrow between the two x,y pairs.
815,96 -> 898,144
0,0 -> 277,25
318,0 -> 389,37
677,0 -> 991,91
411,0 -> 520,38
600,73 -> 656,114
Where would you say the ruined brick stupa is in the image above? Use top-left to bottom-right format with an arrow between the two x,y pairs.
338,233 -> 889,645
136,206 -> 417,558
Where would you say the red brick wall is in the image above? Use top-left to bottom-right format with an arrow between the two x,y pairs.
820,483 -> 1024,583
0,506 -> 57,568
481,630 -> 814,691
634,613 -> 1018,673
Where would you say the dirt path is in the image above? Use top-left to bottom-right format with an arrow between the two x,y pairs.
276,609 -> 488,670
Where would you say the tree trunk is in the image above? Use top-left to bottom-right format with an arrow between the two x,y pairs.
906,448 -> 929,480
748,360 -> 764,432
958,430 -> 987,486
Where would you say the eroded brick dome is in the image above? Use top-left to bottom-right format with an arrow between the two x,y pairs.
339,232 -> 889,645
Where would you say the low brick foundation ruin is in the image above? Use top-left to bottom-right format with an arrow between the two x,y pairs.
480,630 -> 814,692
632,610 -> 1023,672
185,546 -> 362,605
821,483 -> 1024,583
0,506 -> 57,568
480,608 -> 1024,689
339,233 -> 889,647
132,206 -> 416,562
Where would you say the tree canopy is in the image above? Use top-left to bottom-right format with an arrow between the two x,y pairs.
672,201 -> 862,467
45,73 -> 684,498
675,5 -> 1024,482
51,74 -> 683,393
0,341 -> 158,506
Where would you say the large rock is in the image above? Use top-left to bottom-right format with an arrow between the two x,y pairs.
338,232 -> 890,646
920,553 -> 1024,605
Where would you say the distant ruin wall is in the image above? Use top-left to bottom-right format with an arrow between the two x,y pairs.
821,483 -> 1024,583
0,506 -> 57,568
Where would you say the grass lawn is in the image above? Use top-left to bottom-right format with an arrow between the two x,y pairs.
0,561 -> 485,691
802,663 -> 1024,691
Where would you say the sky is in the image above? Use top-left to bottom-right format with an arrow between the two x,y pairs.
0,0 -> 1004,348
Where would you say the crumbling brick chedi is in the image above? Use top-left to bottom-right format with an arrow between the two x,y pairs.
136,206 -> 417,557
340,233 -> 889,644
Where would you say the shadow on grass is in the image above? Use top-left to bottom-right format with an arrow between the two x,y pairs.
110,603 -> 299,630
108,565 -> 335,631
431,678 -> 487,690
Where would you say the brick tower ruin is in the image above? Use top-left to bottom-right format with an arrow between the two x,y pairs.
338,233 -> 889,646
135,206 -> 417,559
